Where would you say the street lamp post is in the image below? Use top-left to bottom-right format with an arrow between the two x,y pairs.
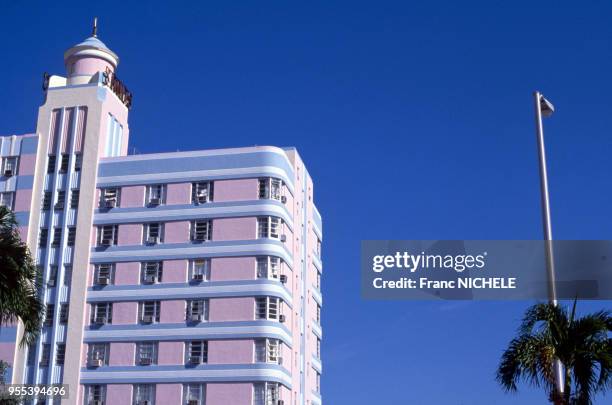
533,91 -> 564,399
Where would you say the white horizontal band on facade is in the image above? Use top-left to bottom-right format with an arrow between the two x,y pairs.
94,202 -> 294,230
97,166 -> 294,192
90,242 -> 293,268
312,221 -> 323,240
84,324 -> 293,346
80,367 -> 293,387
100,146 -> 293,166
312,356 -> 322,373
311,288 -> 323,306
87,282 -> 293,305
312,254 -> 323,272
311,322 -> 323,339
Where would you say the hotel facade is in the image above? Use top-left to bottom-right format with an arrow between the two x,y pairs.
0,27 -> 323,405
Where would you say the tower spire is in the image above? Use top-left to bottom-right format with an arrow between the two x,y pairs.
92,17 -> 98,37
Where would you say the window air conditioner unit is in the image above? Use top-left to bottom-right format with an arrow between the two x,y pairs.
189,356 -> 200,364
94,317 -> 107,325
192,273 -> 204,281
196,191 -> 208,202
48,278 -> 56,287
88,358 -> 103,368
97,277 -> 109,286
4,169 -> 13,177
39,359 -> 49,366
281,196 -> 287,204
277,356 -> 283,365
280,234 -> 287,242
149,197 -> 161,206
146,236 -> 159,245
104,199 -> 116,208
144,275 -> 157,284
142,315 -> 154,324
139,357 -> 153,366
279,315 -> 286,323
54,202 -> 63,209
189,313 -> 203,322
100,239 -> 112,247
193,233 -> 206,242
279,275 -> 287,284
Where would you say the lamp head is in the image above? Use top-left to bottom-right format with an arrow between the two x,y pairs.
539,95 -> 555,117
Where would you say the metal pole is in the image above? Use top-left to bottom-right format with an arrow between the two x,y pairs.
533,91 -> 564,397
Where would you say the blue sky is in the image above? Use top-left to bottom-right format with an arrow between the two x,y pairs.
2,1 -> 612,403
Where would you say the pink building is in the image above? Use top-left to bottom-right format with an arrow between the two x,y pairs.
0,25 -> 323,405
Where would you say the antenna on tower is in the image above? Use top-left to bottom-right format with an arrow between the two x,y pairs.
92,17 -> 98,37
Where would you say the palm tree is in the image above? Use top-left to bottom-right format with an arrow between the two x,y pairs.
0,206 -> 44,346
497,301 -> 612,404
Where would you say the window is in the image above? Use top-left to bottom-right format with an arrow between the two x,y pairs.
258,178 -> 282,201
136,342 -> 158,365
255,297 -> 280,321
316,237 -> 322,258
316,304 -> 321,323
86,385 -> 106,405
255,338 -> 280,364
187,300 -> 209,322
45,304 -> 55,326
59,304 -> 69,324
39,228 -> 49,247
253,382 -> 279,405
316,270 -> 321,290
70,189 -> 79,208
183,384 -> 206,405
42,191 -> 52,210
56,343 -> 66,365
190,259 -> 211,282
257,217 -> 281,239
146,184 -> 165,206
98,225 -> 118,246
139,301 -> 160,324
59,154 -> 69,173
144,223 -> 163,244
51,227 -> 62,246
133,384 -> 155,405
316,337 -> 321,359
100,188 -> 120,208
48,265 -> 58,286
141,262 -> 162,284
88,343 -> 109,366
47,155 -> 56,173
74,153 -> 82,171
40,344 -> 51,366
256,257 -> 280,280
0,192 -> 14,209
64,265 -> 72,286
191,182 -> 212,204
95,264 -> 114,285
91,303 -> 112,325
55,190 -> 66,210
2,156 -> 18,176
315,371 -> 321,393
186,341 -> 208,364
191,220 -> 212,242
67,227 -> 76,246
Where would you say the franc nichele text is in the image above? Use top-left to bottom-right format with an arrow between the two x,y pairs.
373,277 -> 517,289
